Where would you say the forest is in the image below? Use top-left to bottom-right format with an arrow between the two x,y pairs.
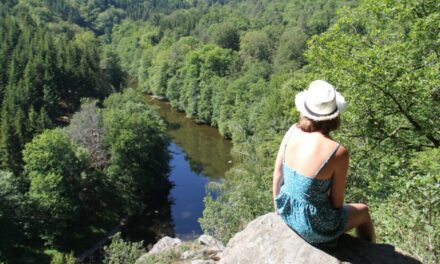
0,0 -> 438,263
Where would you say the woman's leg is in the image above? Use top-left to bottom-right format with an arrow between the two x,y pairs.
344,203 -> 376,243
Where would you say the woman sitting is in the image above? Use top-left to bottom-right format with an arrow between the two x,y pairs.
272,80 -> 376,245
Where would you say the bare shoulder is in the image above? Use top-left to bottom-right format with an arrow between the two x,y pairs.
332,143 -> 349,178
335,144 -> 349,160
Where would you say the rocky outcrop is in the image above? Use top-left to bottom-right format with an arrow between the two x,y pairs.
220,213 -> 421,264
135,235 -> 224,264
148,236 -> 182,255
136,213 -> 421,264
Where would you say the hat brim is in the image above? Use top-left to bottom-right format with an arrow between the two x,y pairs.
295,91 -> 346,121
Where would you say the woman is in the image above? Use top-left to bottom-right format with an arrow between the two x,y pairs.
272,80 -> 375,245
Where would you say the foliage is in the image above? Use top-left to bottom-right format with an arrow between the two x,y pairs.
103,232 -> 145,264
372,148 -> 440,263
1,88 -> 169,261
200,140 -> 275,242
210,22 -> 240,51
0,4 -> 114,174
239,30 -> 273,62
0,170 -> 25,261
1,0 -> 438,263
102,88 -> 171,215
49,251 -> 76,264
23,129 -> 89,246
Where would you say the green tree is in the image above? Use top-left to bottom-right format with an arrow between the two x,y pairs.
177,44 -> 237,121
102,89 -> 170,214
148,47 -> 171,96
239,31 -> 273,62
23,129 -> 89,246
100,47 -> 126,92
273,28 -> 308,72
210,22 -> 240,51
0,170 -> 25,261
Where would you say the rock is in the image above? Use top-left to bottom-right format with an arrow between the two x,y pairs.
198,234 -> 225,250
148,236 -> 182,255
220,213 -> 422,264
191,260 -> 217,264
181,250 -> 204,260
181,250 -> 195,260
151,95 -> 166,101
135,236 -> 183,264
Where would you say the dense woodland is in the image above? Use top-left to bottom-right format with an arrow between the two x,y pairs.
0,0 -> 438,263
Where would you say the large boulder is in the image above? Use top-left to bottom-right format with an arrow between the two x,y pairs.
220,213 -> 421,264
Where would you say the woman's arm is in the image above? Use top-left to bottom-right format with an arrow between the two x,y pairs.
329,146 -> 349,208
272,126 -> 294,211
272,146 -> 284,211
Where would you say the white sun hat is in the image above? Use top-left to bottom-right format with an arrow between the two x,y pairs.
295,80 -> 346,121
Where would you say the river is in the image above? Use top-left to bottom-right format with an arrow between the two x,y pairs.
80,97 -> 233,262
145,98 -> 233,239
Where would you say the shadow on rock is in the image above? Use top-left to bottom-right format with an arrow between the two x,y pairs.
318,234 -> 422,264
219,213 -> 421,264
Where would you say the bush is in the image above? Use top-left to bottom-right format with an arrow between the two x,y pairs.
103,232 -> 145,264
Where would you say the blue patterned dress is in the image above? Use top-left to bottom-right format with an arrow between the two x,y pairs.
275,139 -> 348,245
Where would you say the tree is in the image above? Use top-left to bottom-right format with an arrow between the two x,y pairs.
23,129 -> 89,246
102,89 -> 170,214
67,100 -> 109,170
273,28 -> 308,72
308,0 -> 439,149
239,31 -> 273,62
100,47 -> 126,91
210,22 -> 240,51
147,47 -> 171,96
0,170 -> 25,260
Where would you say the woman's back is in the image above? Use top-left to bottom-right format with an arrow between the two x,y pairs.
283,125 -> 343,181
273,80 -> 376,244
274,125 -> 349,245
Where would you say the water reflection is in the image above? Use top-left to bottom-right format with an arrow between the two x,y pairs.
145,98 -> 233,239
168,143 -> 208,239
146,98 -> 233,180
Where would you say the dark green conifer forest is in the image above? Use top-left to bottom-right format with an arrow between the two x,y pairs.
0,0 -> 438,263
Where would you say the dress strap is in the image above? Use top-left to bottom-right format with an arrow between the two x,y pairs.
283,126 -> 296,163
312,143 -> 340,178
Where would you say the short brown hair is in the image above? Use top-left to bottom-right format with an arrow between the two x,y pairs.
297,114 -> 340,134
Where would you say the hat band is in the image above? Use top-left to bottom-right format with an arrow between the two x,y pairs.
304,102 -> 338,118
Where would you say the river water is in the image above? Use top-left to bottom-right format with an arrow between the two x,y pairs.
81,97 -> 232,262
146,98 -> 233,239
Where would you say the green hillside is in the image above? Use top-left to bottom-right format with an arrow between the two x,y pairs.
0,0 -> 438,263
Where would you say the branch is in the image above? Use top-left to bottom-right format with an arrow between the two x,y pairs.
365,80 -> 439,147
